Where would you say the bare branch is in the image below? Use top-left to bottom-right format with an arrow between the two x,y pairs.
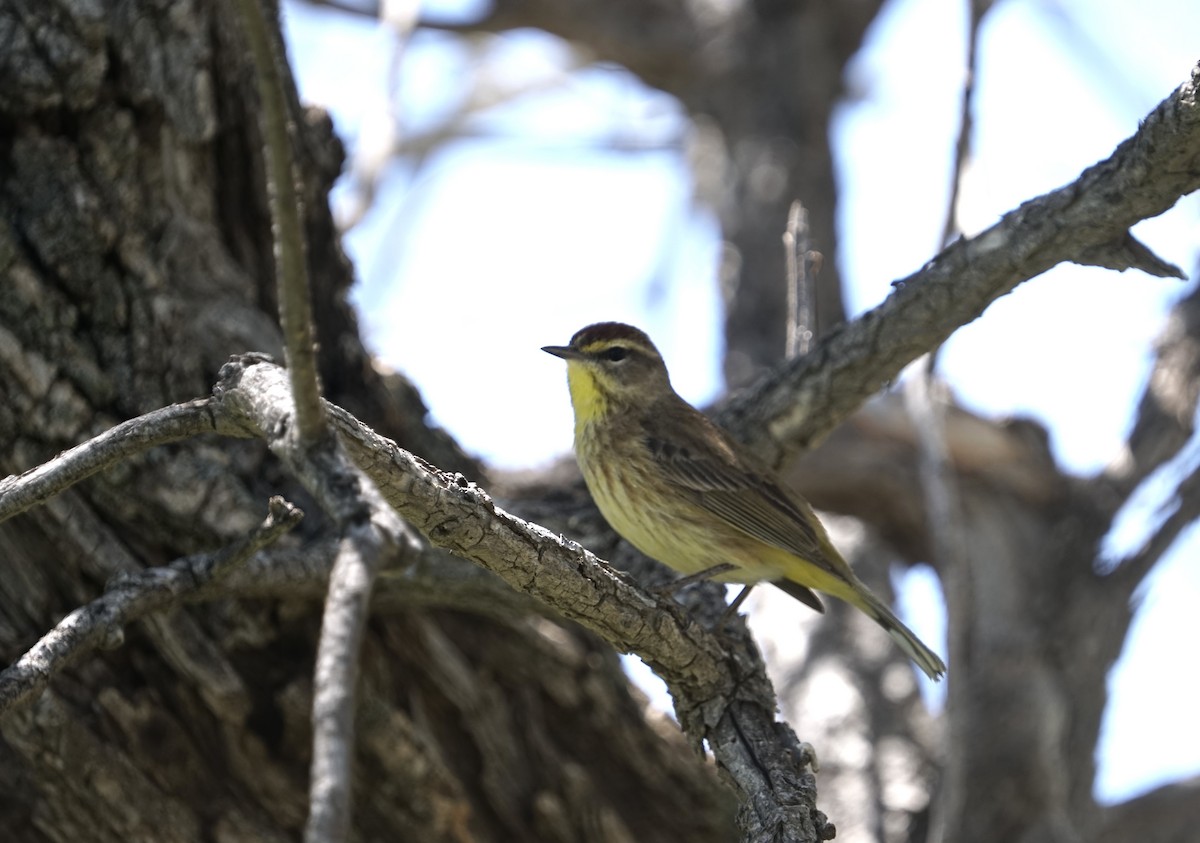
0,497 -> 302,720
212,354 -> 417,842
230,0 -> 325,443
0,399 -> 250,524
215,355 -> 725,690
1103,279 -> 1200,500
940,0 -> 992,247
1114,459 -> 1200,589
337,44 -> 594,232
281,424 -> 412,843
783,201 -> 814,358
213,355 -> 831,843
201,534 -> 538,612
307,527 -> 390,843
721,62 -> 1200,464
902,372 -> 967,572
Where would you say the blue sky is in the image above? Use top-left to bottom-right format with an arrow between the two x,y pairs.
283,0 -> 1200,803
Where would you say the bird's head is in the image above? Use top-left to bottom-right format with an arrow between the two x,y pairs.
543,322 -> 673,422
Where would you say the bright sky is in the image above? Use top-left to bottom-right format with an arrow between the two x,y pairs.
283,0 -> 1200,804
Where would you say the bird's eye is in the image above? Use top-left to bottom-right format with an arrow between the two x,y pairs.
601,346 -> 628,362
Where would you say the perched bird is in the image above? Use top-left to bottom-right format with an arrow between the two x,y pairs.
543,322 -> 946,680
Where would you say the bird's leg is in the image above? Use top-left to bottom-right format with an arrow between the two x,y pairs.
653,562 -> 737,597
715,584 -> 756,633
725,584 -> 754,615
652,564 -> 753,633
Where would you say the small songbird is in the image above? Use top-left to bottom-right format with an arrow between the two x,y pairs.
543,322 -> 946,680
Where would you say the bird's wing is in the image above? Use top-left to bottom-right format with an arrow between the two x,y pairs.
642,426 -> 845,581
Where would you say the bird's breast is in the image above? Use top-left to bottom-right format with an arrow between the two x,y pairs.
576,428 -> 772,579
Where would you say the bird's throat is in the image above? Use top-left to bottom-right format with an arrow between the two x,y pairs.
566,362 -> 611,436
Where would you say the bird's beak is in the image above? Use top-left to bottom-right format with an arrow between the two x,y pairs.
542,345 -> 582,360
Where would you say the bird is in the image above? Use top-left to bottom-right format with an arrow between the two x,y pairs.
543,321 -> 946,680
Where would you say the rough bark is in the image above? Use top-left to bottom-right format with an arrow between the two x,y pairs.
4,1 -> 1200,843
0,2 -> 731,841
457,6 -> 1200,843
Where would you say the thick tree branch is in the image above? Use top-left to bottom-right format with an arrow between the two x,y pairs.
0,497 -> 302,720
195,535 -> 548,620
212,356 -> 829,843
1095,777 -> 1200,843
0,397 -> 535,618
721,62 -> 1200,465
777,278 -> 1200,842
0,394 -> 568,726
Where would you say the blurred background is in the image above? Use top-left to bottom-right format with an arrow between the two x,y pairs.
284,0 -> 1199,808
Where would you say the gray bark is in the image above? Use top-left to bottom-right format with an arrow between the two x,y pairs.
0,2 -> 731,841
3,1 -> 1200,842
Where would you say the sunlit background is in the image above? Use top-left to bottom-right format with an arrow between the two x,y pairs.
283,0 -> 1200,803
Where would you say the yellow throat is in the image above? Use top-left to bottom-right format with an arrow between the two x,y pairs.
565,360 -> 611,436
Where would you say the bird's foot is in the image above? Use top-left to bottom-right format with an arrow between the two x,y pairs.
652,563 -> 737,598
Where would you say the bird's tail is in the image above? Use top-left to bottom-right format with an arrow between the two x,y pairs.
856,587 -> 947,681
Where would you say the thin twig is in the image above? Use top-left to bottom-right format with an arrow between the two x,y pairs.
900,0 -> 993,699
902,366 -> 964,608
337,44 -> 593,232
0,399 -> 250,524
230,0 -> 326,444
783,201 -> 814,358
940,0 -> 990,249
0,497 -> 302,720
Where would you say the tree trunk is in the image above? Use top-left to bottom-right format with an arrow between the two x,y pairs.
0,2 -> 730,840
5,2 -> 1200,843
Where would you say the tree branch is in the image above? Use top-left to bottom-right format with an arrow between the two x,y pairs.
721,61 -> 1200,465
1095,777 -> 1200,843
212,354 -> 421,843
0,497 -> 302,720
0,399 -> 249,524
939,0 -> 991,248
230,0 -> 325,443
307,528 -> 390,843
202,535 -> 542,613
1114,459 -> 1200,589
213,355 -> 829,843
1102,277 -> 1200,502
